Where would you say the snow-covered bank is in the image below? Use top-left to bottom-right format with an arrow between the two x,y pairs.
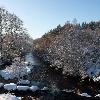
78,93 -> 92,97
0,53 -> 35,80
86,60 -> 100,81
0,65 -> 30,80
0,94 -> 20,100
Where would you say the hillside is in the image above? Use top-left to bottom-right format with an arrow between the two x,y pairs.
33,21 -> 100,78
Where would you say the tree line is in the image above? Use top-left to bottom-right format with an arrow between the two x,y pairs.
33,20 -> 100,77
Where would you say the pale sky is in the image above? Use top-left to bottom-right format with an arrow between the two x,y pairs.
0,0 -> 100,39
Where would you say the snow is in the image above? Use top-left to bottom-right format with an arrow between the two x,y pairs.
17,97 -> 21,100
17,79 -> 30,85
0,83 -> 4,88
41,87 -> 49,90
0,53 -> 35,80
87,65 -> 100,77
82,47 -> 100,79
93,76 -> 100,81
30,86 -> 39,92
86,57 -> 100,80
0,70 -> 15,80
0,94 -> 19,100
79,93 -> 91,97
62,89 -> 74,93
26,66 -> 31,73
86,63 -> 100,81
24,61 -> 28,65
17,86 -> 29,91
4,83 -> 17,91
95,94 -> 100,97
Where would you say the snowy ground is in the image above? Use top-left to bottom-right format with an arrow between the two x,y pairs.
0,53 -> 35,80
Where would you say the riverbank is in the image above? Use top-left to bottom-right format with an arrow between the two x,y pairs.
0,52 -> 100,100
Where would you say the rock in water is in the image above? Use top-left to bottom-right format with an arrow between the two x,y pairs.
30,86 -> 39,92
17,86 -> 29,91
4,83 -> 17,91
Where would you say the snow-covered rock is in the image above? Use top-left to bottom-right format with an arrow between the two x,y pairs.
17,79 -> 30,85
17,86 -> 29,91
0,94 -> 19,100
4,83 -> 17,91
62,89 -> 74,93
17,97 -> 21,100
93,76 -> 100,81
41,87 -> 49,90
24,62 -> 28,65
26,66 -> 31,73
95,94 -> 100,97
79,93 -> 92,97
0,83 -> 4,88
30,86 -> 39,92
